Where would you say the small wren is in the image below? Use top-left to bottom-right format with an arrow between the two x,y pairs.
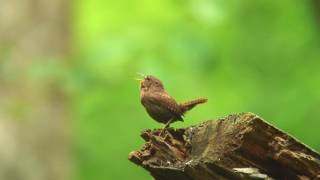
139,75 -> 207,129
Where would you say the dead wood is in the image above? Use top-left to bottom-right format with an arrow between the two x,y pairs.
129,112 -> 320,180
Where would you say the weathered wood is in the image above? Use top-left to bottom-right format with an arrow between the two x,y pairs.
129,112 -> 320,180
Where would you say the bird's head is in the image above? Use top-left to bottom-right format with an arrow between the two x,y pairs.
139,75 -> 164,92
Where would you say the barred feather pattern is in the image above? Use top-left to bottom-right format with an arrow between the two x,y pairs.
179,98 -> 208,114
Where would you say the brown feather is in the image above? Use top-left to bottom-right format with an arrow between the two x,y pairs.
179,98 -> 208,114
141,92 -> 183,123
140,75 -> 208,126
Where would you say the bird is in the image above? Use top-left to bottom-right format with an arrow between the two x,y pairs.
138,74 -> 207,129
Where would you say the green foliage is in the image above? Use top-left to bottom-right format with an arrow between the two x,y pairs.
72,0 -> 320,179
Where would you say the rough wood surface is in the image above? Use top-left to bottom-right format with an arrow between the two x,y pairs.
129,112 -> 320,180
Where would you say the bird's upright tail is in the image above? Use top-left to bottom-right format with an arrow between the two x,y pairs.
179,98 -> 208,114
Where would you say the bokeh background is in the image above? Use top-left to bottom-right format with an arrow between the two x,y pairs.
0,0 -> 320,179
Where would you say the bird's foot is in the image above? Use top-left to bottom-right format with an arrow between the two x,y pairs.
159,119 -> 173,136
159,128 -> 167,137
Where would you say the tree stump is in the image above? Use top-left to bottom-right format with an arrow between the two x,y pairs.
129,112 -> 320,180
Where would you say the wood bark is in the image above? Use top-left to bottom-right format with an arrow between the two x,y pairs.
129,112 -> 320,180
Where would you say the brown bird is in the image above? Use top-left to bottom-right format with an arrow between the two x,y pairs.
139,75 -> 207,129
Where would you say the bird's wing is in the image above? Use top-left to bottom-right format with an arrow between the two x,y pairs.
146,93 -> 182,119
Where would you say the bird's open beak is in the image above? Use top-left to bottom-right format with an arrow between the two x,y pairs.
135,72 -> 146,84
134,73 -> 146,89
134,78 -> 143,89
136,72 -> 146,78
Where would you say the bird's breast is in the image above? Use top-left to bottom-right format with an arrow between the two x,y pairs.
141,95 -> 174,124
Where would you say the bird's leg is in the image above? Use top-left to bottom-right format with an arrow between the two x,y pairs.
164,118 -> 173,129
160,118 -> 173,136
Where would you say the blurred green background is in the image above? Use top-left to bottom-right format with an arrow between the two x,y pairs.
1,0 -> 320,180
